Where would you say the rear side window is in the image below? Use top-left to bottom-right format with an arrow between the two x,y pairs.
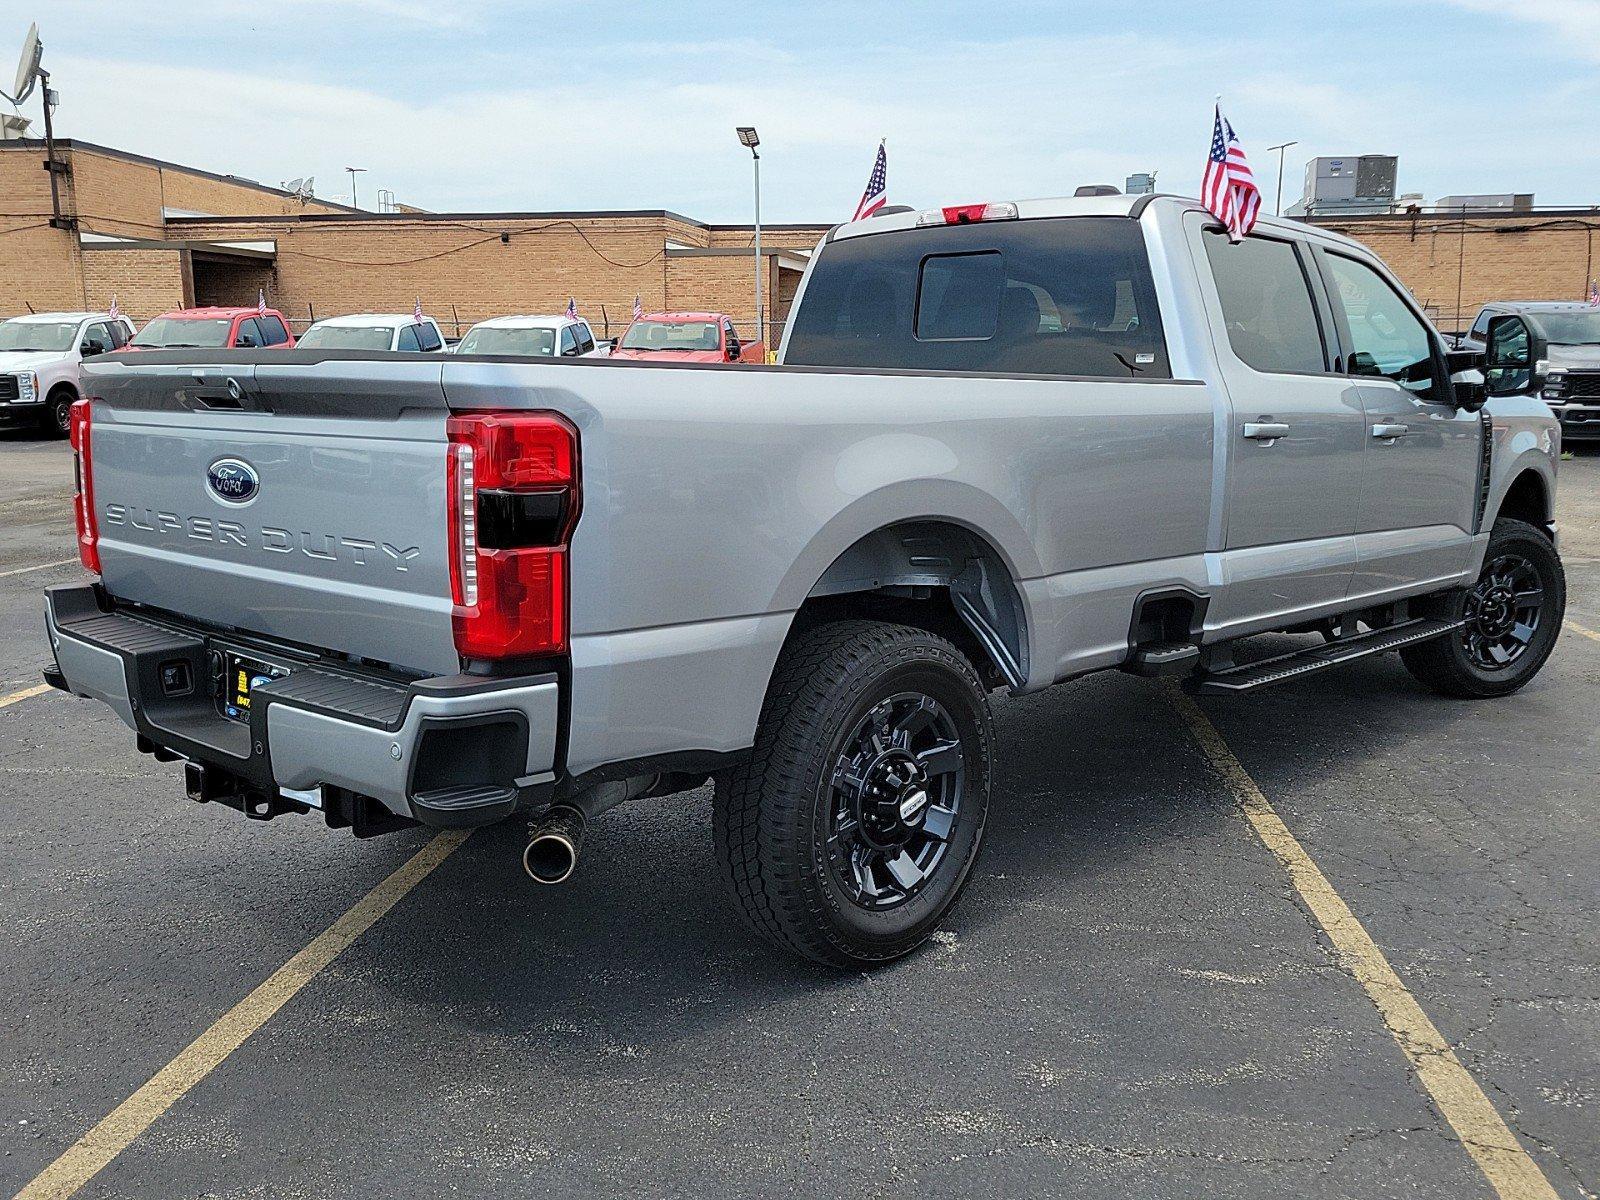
233,318 -> 264,347
574,323 -> 595,354
258,314 -> 290,345
417,322 -> 443,352
396,324 -> 423,352
1203,231 -> 1327,375
785,217 -> 1170,378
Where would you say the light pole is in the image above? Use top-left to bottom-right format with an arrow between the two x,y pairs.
737,127 -> 762,347
345,166 -> 367,209
1266,141 -> 1298,216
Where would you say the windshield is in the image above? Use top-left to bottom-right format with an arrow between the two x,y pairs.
457,326 -> 557,357
131,317 -> 233,348
297,324 -> 395,350
0,320 -> 79,352
620,320 -> 720,351
1530,310 -> 1600,345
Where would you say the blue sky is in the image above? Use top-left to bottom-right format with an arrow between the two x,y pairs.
14,0 -> 1600,221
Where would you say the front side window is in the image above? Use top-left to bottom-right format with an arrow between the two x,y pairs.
559,326 -> 580,356
1485,317 -> 1532,395
784,217 -> 1170,377
1469,308 -> 1494,338
1202,231 -> 1327,375
258,314 -> 290,345
80,322 -> 114,354
130,317 -> 234,348
1325,253 -> 1440,400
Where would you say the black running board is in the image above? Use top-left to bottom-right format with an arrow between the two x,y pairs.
1188,618 -> 1464,695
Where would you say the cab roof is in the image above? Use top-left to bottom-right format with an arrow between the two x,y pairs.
5,311 -> 118,323
638,311 -> 725,322
309,313 -> 433,327
469,314 -> 582,330
148,306 -> 283,320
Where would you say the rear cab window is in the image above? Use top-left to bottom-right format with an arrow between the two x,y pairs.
784,216 -> 1170,378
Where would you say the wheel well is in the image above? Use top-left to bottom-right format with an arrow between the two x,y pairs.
46,381 -> 78,403
1498,470 -> 1550,533
791,521 -> 1028,691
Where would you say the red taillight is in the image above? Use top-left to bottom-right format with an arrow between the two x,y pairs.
446,411 -> 579,661
69,399 -> 100,574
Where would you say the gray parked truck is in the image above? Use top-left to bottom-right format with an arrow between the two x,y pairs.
44,194 -> 1566,967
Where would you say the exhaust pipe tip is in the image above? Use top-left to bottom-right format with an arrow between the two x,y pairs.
522,806 -> 585,885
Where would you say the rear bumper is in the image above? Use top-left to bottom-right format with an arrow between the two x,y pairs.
44,583 -> 559,829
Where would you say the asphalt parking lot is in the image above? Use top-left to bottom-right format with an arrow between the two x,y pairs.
2,426 -> 1597,1200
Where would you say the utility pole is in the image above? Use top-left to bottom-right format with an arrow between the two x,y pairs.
345,166 -> 367,209
1266,141 -> 1299,216
737,127 -> 762,346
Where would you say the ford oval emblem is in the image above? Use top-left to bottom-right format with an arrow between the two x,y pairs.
207,457 -> 260,505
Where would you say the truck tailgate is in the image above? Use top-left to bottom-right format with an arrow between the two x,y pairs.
80,355 -> 459,677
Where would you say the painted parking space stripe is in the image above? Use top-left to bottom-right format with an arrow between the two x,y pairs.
14,829 -> 472,1200
1565,618 -> 1600,644
1165,682 -> 1558,1200
0,558 -> 77,580
0,683 -> 51,709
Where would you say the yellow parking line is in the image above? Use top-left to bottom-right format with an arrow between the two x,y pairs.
14,829 -> 471,1200
0,683 -> 51,709
1165,683 -> 1558,1200
1565,618 -> 1600,644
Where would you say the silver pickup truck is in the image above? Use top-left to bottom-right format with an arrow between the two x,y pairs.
44,194 -> 1565,967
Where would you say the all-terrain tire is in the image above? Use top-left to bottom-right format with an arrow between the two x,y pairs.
1400,517 -> 1565,698
713,620 -> 995,968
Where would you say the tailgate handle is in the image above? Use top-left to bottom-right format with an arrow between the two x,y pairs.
189,373 -> 248,410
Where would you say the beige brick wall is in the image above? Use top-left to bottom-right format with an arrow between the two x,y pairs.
80,248 -> 192,319
1313,212 -> 1600,331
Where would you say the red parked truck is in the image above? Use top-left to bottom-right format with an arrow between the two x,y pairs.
609,312 -> 764,363
122,306 -> 296,351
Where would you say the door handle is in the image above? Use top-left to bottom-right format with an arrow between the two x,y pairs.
1370,422 -> 1409,440
1242,422 -> 1291,441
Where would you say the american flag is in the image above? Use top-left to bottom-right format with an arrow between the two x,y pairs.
1202,105 -> 1261,243
256,288 -> 267,317
414,296 -> 424,322
107,295 -> 119,320
852,140 -> 887,221
566,296 -> 578,319
633,294 -> 643,320
1589,278 -> 1599,307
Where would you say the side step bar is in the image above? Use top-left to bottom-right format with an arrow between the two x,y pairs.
1187,618 -> 1464,695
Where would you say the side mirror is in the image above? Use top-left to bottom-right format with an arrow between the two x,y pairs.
1349,350 -> 1381,377
1483,315 -> 1543,399
726,341 -> 740,361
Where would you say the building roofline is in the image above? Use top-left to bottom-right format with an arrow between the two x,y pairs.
1,137 -> 364,214
162,210 -> 833,229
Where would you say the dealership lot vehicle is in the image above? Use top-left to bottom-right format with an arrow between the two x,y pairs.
610,310 -> 763,362
1475,302 -> 1600,443
0,312 -> 135,435
123,306 -> 295,352
454,314 -> 611,358
297,312 -> 447,353
43,194 -> 1563,969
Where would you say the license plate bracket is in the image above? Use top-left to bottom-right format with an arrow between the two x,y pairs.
220,651 -> 289,723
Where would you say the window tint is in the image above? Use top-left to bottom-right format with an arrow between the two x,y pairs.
1469,308 -> 1493,338
1203,231 -> 1327,374
574,323 -> 594,354
396,324 -> 423,352
1325,253 -> 1440,400
258,314 -> 289,345
233,318 -> 264,347
560,326 -> 580,356
785,217 -> 1169,378
81,322 -> 113,352
416,322 -> 443,352
110,319 -> 131,347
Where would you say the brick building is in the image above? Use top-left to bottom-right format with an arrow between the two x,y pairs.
4,138 -> 1597,344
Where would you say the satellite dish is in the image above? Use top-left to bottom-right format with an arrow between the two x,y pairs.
283,177 -> 303,193
302,176 -> 314,194
7,24 -> 41,105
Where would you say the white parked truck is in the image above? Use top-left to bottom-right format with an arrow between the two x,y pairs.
0,311 -> 136,435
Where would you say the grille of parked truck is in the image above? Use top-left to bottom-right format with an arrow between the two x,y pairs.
43,194 -> 1565,967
